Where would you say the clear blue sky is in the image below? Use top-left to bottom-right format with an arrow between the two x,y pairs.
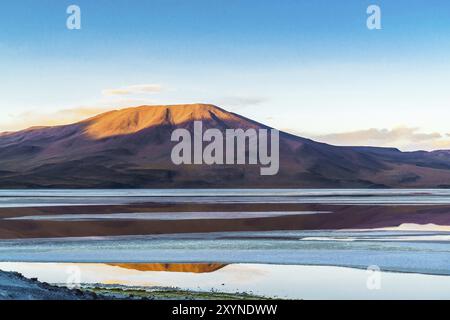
1,0 -> 450,150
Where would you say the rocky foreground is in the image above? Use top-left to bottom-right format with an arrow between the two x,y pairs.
0,270 -> 265,300
0,270 -> 100,300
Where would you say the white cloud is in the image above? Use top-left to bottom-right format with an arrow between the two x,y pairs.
0,107 -> 111,132
102,84 -> 163,96
213,96 -> 268,111
0,83 -> 165,131
0,98 -> 160,132
285,127 -> 450,152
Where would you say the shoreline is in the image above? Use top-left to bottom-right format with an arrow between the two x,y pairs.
0,269 -> 100,300
0,267 -> 267,300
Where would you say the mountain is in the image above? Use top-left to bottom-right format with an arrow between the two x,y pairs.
1,103 -> 450,188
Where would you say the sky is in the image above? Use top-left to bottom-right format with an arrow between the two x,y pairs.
1,0 -> 450,151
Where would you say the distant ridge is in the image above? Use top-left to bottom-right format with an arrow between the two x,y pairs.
1,104 -> 450,188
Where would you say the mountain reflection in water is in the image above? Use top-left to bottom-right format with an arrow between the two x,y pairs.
108,263 -> 227,273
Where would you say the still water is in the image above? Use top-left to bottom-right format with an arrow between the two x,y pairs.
1,189 -> 450,299
2,189 -> 450,207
